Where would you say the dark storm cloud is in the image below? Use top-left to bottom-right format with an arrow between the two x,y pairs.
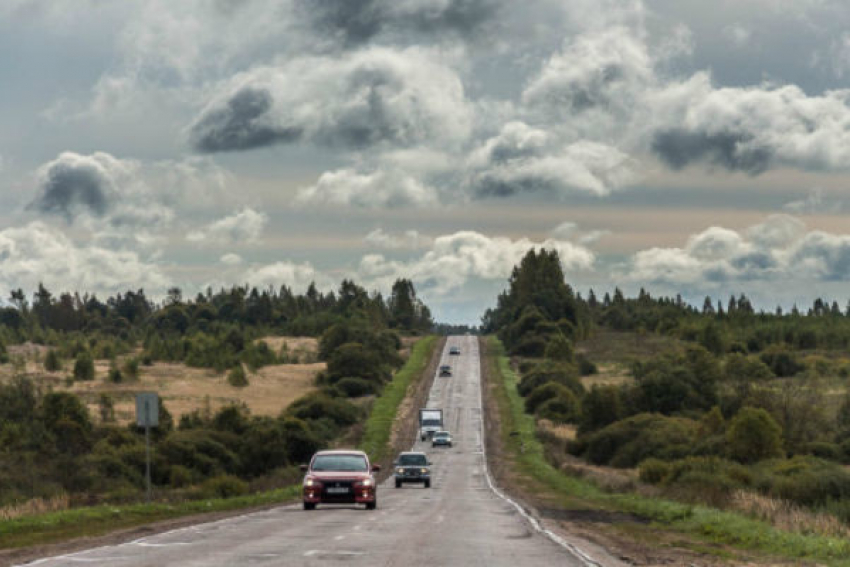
190,87 -> 302,153
300,0 -> 500,45
29,159 -> 111,220
651,129 -> 772,174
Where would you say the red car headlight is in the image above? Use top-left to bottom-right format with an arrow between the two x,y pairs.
355,478 -> 374,488
304,477 -> 322,488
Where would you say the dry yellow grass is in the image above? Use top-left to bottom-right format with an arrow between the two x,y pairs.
581,362 -> 633,388
730,489 -> 850,538
0,338 -> 324,424
0,495 -> 70,521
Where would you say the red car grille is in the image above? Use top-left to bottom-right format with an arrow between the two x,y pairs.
320,480 -> 355,502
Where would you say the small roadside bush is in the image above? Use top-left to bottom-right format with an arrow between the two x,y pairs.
108,363 -> 123,384
517,361 -> 583,397
286,392 -> 360,428
73,351 -> 95,381
510,334 -> 548,357
726,407 -> 784,464
581,413 -> 699,468
199,474 -> 248,499
638,458 -> 670,484
44,350 -> 62,372
335,377 -> 376,398
759,347 -> 804,378
576,354 -> 598,376
544,334 -> 573,361
227,365 -> 249,387
123,357 -> 140,380
760,456 -> 850,507
537,396 -> 580,424
578,385 -> 624,434
169,465 -> 195,488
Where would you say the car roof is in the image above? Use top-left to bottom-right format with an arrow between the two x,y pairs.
398,451 -> 427,456
435,431 -> 451,435
313,450 -> 368,457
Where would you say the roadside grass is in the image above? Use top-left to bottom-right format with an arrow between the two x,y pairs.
359,335 -> 437,463
486,335 -> 850,566
0,486 -> 300,550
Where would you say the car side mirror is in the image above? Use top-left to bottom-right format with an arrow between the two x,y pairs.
371,464 -> 381,472
427,462 -> 433,466
300,464 -> 308,472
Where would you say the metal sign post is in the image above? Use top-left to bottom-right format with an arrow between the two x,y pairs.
135,392 -> 159,504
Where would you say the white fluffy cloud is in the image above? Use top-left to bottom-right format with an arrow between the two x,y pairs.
0,222 -> 169,296
242,260 -> 331,291
627,215 -> 850,285
189,47 -> 472,152
357,230 -> 594,295
296,167 -> 440,208
188,208 -> 268,244
364,228 -> 432,250
467,121 -> 639,197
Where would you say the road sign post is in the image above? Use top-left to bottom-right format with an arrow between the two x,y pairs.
135,392 -> 159,504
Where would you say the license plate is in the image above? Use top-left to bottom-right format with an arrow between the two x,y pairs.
327,487 -> 349,494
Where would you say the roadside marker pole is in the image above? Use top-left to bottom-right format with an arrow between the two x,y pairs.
145,399 -> 151,504
136,392 -> 159,505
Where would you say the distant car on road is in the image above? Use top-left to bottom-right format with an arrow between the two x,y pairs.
393,452 -> 432,488
432,431 -> 453,448
449,346 -> 461,355
439,365 -> 452,377
301,450 -> 380,510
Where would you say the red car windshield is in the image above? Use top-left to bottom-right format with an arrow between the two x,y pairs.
311,454 -> 368,472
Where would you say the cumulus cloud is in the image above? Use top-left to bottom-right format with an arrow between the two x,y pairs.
783,188 -> 843,214
242,260 -> 330,291
220,253 -> 243,266
187,208 -> 268,245
0,222 -> 169,296
467,122 -> 639,197
364,228 -> 432,250
357,230 -> 594,295
296,167 -> 440,208
29,152 -> 133,220
626,215 -> 850,285
300,0 -> 501,45
189,47 -> 472,152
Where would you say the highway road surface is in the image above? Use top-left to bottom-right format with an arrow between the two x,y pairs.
24,336 -> 619,567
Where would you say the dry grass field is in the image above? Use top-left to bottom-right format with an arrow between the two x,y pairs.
0,337 -> 323,424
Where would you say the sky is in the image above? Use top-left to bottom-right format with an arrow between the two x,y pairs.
3,0 -> 850,324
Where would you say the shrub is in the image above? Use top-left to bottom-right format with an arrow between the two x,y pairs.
335,377 -> 377,397
159,430 -> 240,476
227,364 -> 249,387
108,363 -> 123,383
241,341 -> 277,371
803,441 -> 842,462
727,407 -> 784,464
544,334 -> 573,361
760,347 -> 804,378
286,392 -> 360,428
582,413 -> 699,468
578,385 -> 624,434
169,465 -> 195,488
200,474 -> 248,499
638,458 -> 671,484
517,361 -> 583,397
73,351 -> 95,381
325,342 -> 391,385
525,382 -> 573,414
537,396 -> 580,424
123,357 -> 140,380
510,334 -> 548,357
761,456 -> 850,507
44,350 -> 61,372
576,354 -> 598,376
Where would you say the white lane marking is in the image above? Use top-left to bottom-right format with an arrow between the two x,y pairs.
353,525 -> 362,531
133,542 -> 191,547
304,550 -> 363,557
334,535 -> 345,541
18,504 -> 299,566
472,337 -> 603,567
65,558 -> 133,563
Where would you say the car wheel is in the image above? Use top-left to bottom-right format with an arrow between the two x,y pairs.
424,480 -> 430,488
432,443 -> 436,447
395,480 -> 402,488
303,502 -> 315,510
448,443 -> 453,447
366,501 -> 377,510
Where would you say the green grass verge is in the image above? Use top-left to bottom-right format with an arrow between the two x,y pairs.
486,335 -> 850,566
0,485 -> 300,550
359,335 -> 438,462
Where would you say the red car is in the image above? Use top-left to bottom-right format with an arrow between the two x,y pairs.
301,450 -> 380,510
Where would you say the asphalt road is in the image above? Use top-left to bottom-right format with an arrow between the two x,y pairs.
24,336 -> 607,567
